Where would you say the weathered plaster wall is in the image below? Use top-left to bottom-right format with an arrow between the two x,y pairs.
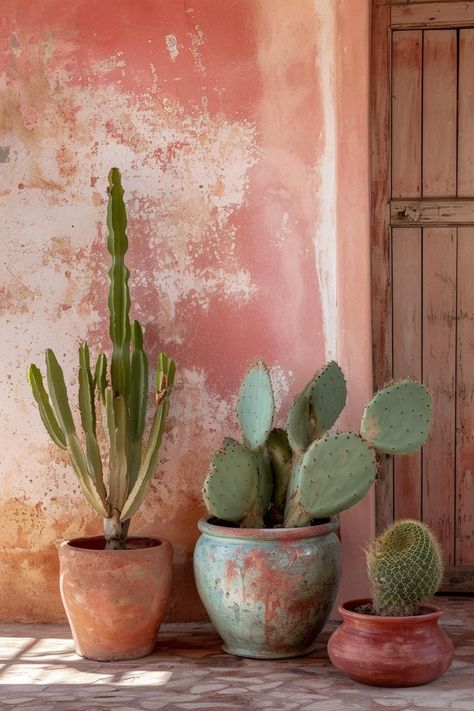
333,0 -> 375,605
0,0 -> 372,622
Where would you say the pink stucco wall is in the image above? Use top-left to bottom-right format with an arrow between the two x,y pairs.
0,0 -> 372,622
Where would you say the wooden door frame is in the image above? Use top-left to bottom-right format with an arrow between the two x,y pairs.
371,0 -> 474,592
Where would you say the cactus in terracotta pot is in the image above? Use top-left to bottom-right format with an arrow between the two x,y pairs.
203,361 -> 432,528
366,519 -> 444,616
327,519 -> 452,686
28,168 -> 175,549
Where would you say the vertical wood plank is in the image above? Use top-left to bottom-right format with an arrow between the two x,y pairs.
458,30 -> 474,197
456,227 -> 474,565
423,30 -> 457,197
392,31 -> 422,198
423,228 -> 456,565
392,228 -> 422,520
372,3 -> 393,533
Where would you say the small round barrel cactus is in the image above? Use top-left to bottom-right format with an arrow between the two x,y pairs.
366,519 -> 443,616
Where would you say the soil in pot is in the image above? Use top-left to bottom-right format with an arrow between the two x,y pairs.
59,536 -> 173,661
328,598 -> 454,687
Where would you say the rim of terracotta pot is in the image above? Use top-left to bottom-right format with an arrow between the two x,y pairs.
339,598 -> 443,624
60,536 -> 166,552
198,516 -> 339,541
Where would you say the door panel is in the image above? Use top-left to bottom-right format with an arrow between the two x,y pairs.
456,228 -> 474,565
392,227 -> 422,521
422,228 -> 456,565
458,30 -> 474,196
422,30 -> 457,197
391,31 -> 422,198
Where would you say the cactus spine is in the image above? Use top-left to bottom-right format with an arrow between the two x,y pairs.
203,362 -> 432,529
28,168 -> 175,549
366,519 -> 443,616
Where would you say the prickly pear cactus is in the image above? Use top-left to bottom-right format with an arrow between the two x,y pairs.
203,359 -> 432,530
367,519 -> 443,616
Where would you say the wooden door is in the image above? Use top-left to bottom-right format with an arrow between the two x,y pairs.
372,1 -> 474,591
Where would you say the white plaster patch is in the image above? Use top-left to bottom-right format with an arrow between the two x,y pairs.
157,265 -> 257,319
269,365 -> 293,423
90,52 -> 126,75
312,0 -> 337,362
165,35 -> 179,62
167,367 -> 238,449
189,25 -> 206,74
275,211 -> 291,245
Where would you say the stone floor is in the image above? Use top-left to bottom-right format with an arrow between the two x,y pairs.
0,597 -> 472,711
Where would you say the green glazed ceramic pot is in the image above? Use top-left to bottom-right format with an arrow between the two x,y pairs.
193,517 -> 341,659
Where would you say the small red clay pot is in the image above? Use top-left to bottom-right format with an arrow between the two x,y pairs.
59,536 -> 173,661
328,598 -> 454,687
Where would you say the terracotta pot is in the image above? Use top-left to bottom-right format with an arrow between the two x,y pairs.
59,536 -> 173,661
193,517 -> 341,659
328,598 -> 454,687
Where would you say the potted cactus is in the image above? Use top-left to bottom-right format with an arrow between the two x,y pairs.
328,519 -> 454,686
194,361 -> 432,658
27,168 -> 176,662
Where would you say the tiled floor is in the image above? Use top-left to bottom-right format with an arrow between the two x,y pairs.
0,597 -> 472,711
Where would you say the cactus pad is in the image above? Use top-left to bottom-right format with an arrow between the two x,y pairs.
284,433 -> 376,526
237,361 -> 275,450
367,519 -> 443,616
287,390 -> 313,452
241,453 -> 273,528
360,381 -> 432,454
203,438 -> 259,522
266,428 -> 293,506
310,361 -> 347,437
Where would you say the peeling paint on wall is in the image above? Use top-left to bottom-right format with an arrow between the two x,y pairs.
165,35 -> 179,62
0,145 -> 10,162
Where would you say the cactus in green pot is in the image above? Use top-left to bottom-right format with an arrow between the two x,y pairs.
28,168 -> 176,549
203,361 -> 432,529
366,519 -> 444,616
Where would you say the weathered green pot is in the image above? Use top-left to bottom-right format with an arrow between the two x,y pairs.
193,517 -> 341,659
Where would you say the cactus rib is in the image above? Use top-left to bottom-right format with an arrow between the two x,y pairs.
107,167 -> 131,397
128,321 -> 148,491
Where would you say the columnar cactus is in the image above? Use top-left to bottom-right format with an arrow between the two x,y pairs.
366,519 -> 443,616
28,168 -> 176,549
203,361 -> 432,529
